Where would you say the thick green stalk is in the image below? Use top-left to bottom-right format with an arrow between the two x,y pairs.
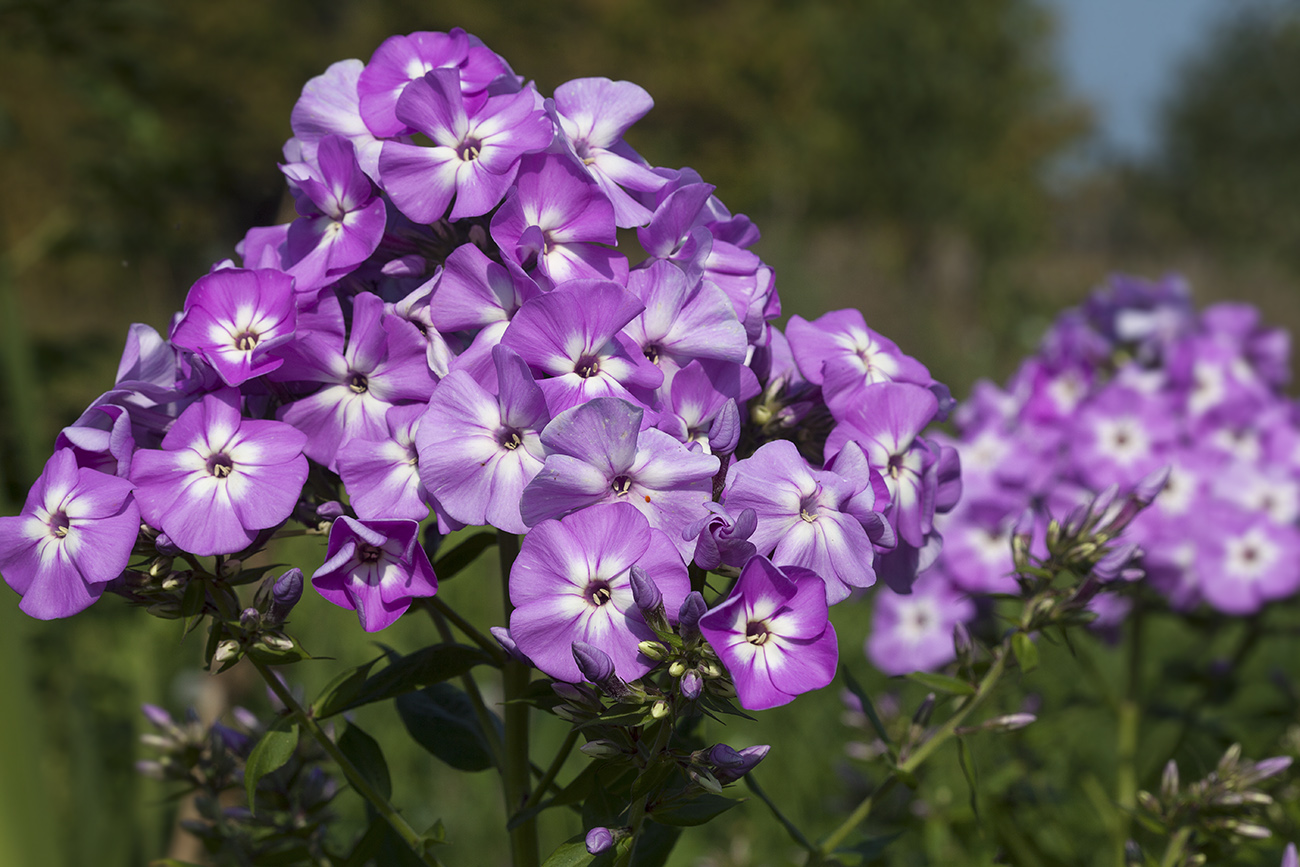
499,531 -> 539,867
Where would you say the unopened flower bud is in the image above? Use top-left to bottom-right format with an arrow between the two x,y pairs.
1227,821 -> 1272,840
700,660 -> 722,678
678,592 -> 707,644
585,827 -> 615,855
579,740 -> 624,759
141,704 -> 174,730
979,713 -> 1036,733
259,634 -> 294,652
668,660 -> 687,678
573,642 -> 615,684
148,557 -> 173,578
1160,759 -> 1179,802
650,699 -> 670,719
688,767 -> 723,795
912,693 -> 937,727
629,565 -> 662,613
637,640 -> 669,661
239,608 -> 261,630
154,533 -> 181,557
1136,790 -> 1161,815
553,705 -> 581,723
551,682 -> 586,704
490,627 -> 533,665
213,640 -> 241,665
268,568 -> 303,622
680,669 -> 703,700
316,500 -> 345,521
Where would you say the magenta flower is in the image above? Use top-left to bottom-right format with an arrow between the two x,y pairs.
130,392 -> 308,556
508,503 -> 689,682
416,345 -> 550,533
699,556 -> 838,710
170,268 -> 297,387
0,449 -> 140,619
311,517 -> 438,632
867,570 -> 975,676
335,404 -> 430,521
378,69 -> 552,223
519,397 -> 719,558
722,439 -> 889,604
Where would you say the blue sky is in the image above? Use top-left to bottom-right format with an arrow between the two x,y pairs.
1043,0 -> 1227,157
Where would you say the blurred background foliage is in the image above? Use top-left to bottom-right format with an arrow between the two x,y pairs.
2,0 -> 1300,864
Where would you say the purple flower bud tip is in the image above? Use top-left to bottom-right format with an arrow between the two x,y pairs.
154,533 -> 181,556
680,669 -> 703,700
678,591 -> 707,636
1012,508 -> 1036,539
272,568 -> 304,606
1134,465 -> 1171,505
1283,843 -> 1298,867
316,500 -> 345,520
239,607 -> 260,629
572,641 -> 615,684
585,827 -> 615,855
708,744 -> 745,769
629,565 -> 662,612
1253,756 -> 1293,781
141,704 -> 173,729
490,627 -> 532,665
231,706 -> 260,731
712,743 -> 771,783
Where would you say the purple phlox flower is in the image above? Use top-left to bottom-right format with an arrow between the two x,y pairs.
933,496 -> 1021,595
273,292 -> 435,471
284,59 -> 384,181
786,309 -> 933,418
499,280 -> 661,415
1198,501 -> 1300,615
0,449 -> 140,619
722,439 -> 889,604
704,245 -> 777,345
826,382 -> 944,550
386,277 -> 455,379
1169,333 -> 1270,421
491,151 -> 628,287
106,322 -> 209,447
416,345 -> 550,534
280,135 -> 387,297
1071,385 -> 1178,490
623,258 -> 749,383
357,29 -> 519,138
709,743 -> 770,784
1212,459 -> 1300,526
550,77 -> 669,228
867,570 -> 975,676
699,555 -> 837,710
655,360 -> 757,455
336,403 -> 430,521
55,403 -> 135,477
519,397 -> 719,559
424,242 -> 540,384
1011,359 -> 1094,425
130,391 -> 308,556
1200,301 -> 1291,389
508,502 -> 689,682
378,68 -> 552,223
427,242 -> 540,333
312,517 -> 437,632
1035,308 -> 1111,371
1083,273 -> 1192,359
637,182 -> 716,284
170,268 -> 297,387
682,501 -> 758,571
237,223 -> 291,271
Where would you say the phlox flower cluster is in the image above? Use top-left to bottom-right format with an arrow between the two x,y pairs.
870,274 -> 1300,676
0,28 -> 958,712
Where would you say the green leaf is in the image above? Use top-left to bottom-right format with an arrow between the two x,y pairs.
432,531 -> 497,581
628,820 -> 682,867
1012,632 -> 1039,673
649,793 -> 741,827
631,755 -> 679,800
342,817 -> 388,867
317,643 -> 493,717
310,656 -> 382,718
841,831 -> 903,860
905,671 -> 976,696
244,715 -> 299,809
842,665 -> 894,749
540,839 -> 618,867
338,722 -> 392,801
581,769 -> 625,830
397,683 -> 497,771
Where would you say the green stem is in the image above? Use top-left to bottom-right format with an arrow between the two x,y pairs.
626,716 -> 675,862
251,658 -> 437,866
499,531 -> 538,867
810,648 -> 1010,862
745,773 -> 815,852
416,596 -> 507,665
1159,826 -> 1192,867
1115,607 -> 1144,866
523,728 -> 579,811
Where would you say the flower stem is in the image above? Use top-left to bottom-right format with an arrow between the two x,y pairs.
250,657 -> 438,867
498,531 -> 539,867
810,648 -> 1009,862
1115,606 -> 1144,866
